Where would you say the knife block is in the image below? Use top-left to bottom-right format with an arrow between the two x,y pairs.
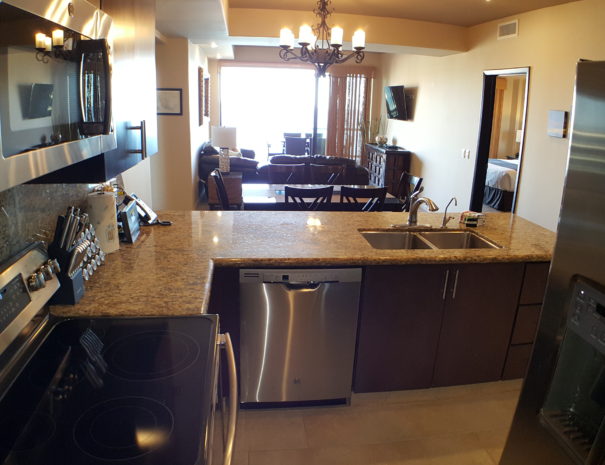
48,244 -> 85,305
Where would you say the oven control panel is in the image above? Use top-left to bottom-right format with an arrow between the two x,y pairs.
0,276 -> 30,334
568,277 -> 605,354
0,243 -> 60,356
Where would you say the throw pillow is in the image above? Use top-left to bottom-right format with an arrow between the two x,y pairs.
199,141 -> 219,156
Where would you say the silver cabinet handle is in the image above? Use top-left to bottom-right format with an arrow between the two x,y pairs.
127,120 -> 147,159
442,270 -> 450,300
452,270 -> 460,299
219,332 -> 238,465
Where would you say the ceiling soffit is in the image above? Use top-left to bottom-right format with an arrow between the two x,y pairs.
228,0 -> 579,27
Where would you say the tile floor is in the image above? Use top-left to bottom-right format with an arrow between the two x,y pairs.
215,379 -> 522,465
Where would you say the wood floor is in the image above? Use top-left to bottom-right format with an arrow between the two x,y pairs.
214,379 -> 522,465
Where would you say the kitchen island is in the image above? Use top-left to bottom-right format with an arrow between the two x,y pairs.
51,210 -> 555,390
51,210 -> 555,318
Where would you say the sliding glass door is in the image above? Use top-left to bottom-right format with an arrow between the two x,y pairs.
220,66 -> 328,162
220,65 -> 372,163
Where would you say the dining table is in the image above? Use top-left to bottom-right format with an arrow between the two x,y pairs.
242,183 -> 404,211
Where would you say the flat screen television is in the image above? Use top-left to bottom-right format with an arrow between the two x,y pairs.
385,85 -> 408,120
27,83 -> 54,119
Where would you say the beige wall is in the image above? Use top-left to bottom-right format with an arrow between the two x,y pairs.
151,38 -> 210,210
379,0 -> 605,231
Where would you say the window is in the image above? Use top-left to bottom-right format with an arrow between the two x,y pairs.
220,66 -> 329,162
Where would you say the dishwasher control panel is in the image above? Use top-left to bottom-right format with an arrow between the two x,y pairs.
240,268 -> 362,284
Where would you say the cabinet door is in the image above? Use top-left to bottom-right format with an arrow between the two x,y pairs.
100,0 -> 158,171
354,265 -> 448,392
432,263 -> 524,386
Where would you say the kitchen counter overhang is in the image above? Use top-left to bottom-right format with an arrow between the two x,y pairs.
50,211 -> 556,318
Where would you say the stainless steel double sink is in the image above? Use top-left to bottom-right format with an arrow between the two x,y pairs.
360,229 -> 501,250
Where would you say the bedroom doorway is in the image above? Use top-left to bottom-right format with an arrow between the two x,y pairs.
470,67 -> 529,213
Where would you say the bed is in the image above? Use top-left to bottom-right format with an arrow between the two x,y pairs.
484,159 -> 519,211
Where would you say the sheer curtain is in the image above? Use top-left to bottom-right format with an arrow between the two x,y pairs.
326,66 -> 374,163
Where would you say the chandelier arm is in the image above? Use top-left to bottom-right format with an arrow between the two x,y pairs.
278,0 -> 365,76
333,50 -> 364,65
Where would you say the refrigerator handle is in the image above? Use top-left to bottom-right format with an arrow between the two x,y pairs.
219,333 -> 238,465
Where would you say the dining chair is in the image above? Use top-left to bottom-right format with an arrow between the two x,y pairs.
340,186 -> 387,212
268,163 -> 306,184
285,185 -> 334,211
284,137 -> 307,155
309,164 -> 344,184
397,171 -> 423,211
313,137 -> 326,156
209,169 -> 230,210
282,133 -> 301,153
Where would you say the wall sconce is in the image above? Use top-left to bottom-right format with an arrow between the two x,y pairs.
52,29 -> 64,48
35,29 -> 74,63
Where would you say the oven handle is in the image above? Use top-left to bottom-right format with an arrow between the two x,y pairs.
219,332 -> 238,465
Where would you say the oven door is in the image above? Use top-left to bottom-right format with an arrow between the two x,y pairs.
0,0 -> 116,192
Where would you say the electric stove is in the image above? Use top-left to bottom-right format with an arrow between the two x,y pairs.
0,243 -> 236,465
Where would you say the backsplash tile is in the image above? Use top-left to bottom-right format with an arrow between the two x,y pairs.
0,184 -> 92,263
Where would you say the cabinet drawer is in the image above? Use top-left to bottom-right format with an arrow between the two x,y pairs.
502,344 -> 533,380
519,262 -> 549,304
511,305 -> 542,344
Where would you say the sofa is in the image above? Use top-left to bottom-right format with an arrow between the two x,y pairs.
257,154 -> 370,185
198,143 -> 370,199
198,143 -> 261,192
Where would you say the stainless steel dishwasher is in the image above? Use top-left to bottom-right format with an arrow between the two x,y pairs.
239,268 -> 362,405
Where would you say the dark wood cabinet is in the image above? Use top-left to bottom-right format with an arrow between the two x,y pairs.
432,263 -> 525,386
502,262 -> 550,379
354,265 -> 448,392
207,267 -> 240,396
355,262 -> 544,392
364,144 -> 411,196
31,0 -> 158,183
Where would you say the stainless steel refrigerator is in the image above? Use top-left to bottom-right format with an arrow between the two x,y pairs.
501,60 -> 605,465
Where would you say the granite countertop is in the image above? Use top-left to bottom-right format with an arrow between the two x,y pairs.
50,211 -> 556,318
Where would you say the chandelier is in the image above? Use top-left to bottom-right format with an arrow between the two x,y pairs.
278,0 -> 365,77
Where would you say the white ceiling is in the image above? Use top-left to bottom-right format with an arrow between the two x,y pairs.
156,0 -> 233,58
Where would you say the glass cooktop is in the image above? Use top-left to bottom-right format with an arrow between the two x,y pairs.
0,315 -> 218,465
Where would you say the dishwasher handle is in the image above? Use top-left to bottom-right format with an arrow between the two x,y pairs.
218,333 -> 237,465
266,281 -> 337,291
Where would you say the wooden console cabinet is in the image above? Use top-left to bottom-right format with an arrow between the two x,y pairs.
365,144 -> 411,195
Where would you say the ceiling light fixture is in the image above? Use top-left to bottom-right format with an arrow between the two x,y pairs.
278,0 -> 365,77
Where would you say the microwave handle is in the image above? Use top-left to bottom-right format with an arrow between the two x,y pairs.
219,332 -> 238,465
127,120 -> 148,159
78,39 -> 112,135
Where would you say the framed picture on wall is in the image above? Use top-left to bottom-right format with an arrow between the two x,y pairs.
204,77 -> 210,118
198,67 -> 204,126
157,88 -> 182,115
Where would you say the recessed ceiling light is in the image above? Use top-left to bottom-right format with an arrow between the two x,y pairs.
210,41 -> 218,48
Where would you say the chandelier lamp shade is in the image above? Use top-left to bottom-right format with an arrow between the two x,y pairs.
278,0 -> 365,77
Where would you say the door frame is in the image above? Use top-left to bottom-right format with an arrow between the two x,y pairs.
470,67 -> 530,212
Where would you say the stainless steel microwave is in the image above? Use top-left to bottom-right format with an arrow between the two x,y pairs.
0,0 -> 116,192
